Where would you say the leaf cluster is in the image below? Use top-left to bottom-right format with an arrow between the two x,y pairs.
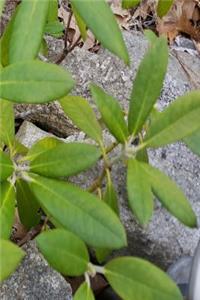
0,1 -> 199,300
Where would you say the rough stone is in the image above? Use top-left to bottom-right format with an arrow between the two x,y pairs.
15,31 -> 200,136
0,241 -> 72,300
15,31 -> 200,270
16,120 -> 54,148
16,120 -> 87,148
63,31 -> 200,269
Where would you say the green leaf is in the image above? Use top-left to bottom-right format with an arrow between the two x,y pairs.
9,0 -> 49,63
29,174 -> 127,249
95,247 -> 111,264
144,30 -> 157,45
44,21 -> 64,35
0,182 -> 15,239
0,0 -> 5,16
60,96 -> 102,143
91,84 -> 128,143
136,147 -> 149,163
0,150 -> 13,181
39,39 -> 48,56
30,143 -> 101,178
70,0 -> 129,64
95,173 -> 119,263
47,0 -> 58,23
36,229 -> 89,276
74,282 -> 95,300
157,0 -> 173,18
140,162 -> 197,228
26,137 -> 63,161
128,36 -> 168,135
104,174 -> 119,215
122,0 -> 140,9
183,129 -> 200,157
144,91 -> 200,148
71,3 -> 87,41
0,61 -> 74,104
13,140 -> 28,155
0,5 -> 18,66
105,257 -> 183,300
127,159 -> 153,226
0,99 -> 15,146
0,240 -> 25,282
16,180 -> 40,230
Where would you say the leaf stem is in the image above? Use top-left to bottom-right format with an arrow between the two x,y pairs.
88,167 -> 106,193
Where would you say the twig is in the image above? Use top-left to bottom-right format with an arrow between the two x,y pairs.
64,10 -> 73,49
17,224 -> 42,247
55,34 -> 82,64
88,142 -> 120,193
105,141 -> 119,155
55,9 -> 82,64
88,167 -> 107,193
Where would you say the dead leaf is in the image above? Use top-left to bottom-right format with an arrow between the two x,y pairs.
12,210 -> 28,242
157,0 -> 200,43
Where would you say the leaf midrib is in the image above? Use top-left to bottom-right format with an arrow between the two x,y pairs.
31,176 -> 123,245
145,106 -> 200,146
106,269 -> 180,298
0,79 -> 68,85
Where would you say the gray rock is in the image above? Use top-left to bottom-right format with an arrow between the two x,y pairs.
16,120 -> 87,148
0,241 -> 72,300
16,31 -> 200,135
16,120 -> 54,148
15,31 -> 200,270
62,31 -> 200,268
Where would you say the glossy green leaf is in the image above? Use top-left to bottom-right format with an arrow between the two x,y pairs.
0,182 -> 15,239
71,3 -> 87,41
36,229 -> 89,276
60,96 -> 102,143
0,240 -> 25,282
45,21 -> 64,35
70,0 -> 129,64
74,282 -> 95,300
144,91 -> 200,148
47,0 -> 58,22
122,0 -> 140,9
9,0 -> 49,63
128,36 -> 168,135
0,99 -> 15,146
16,180 -> 40,230
29,174 -> 127,249
0,150 -> 13,181
127,159 -> 153,226
105,257 -> 182,300
184,129 -> 200,157
91,84 -> 128,143
26,137 -> 63,161
140,162 -> 197,228
157,0 -> 173,18
0,61 -> 74,103
30,143 -> 101,178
